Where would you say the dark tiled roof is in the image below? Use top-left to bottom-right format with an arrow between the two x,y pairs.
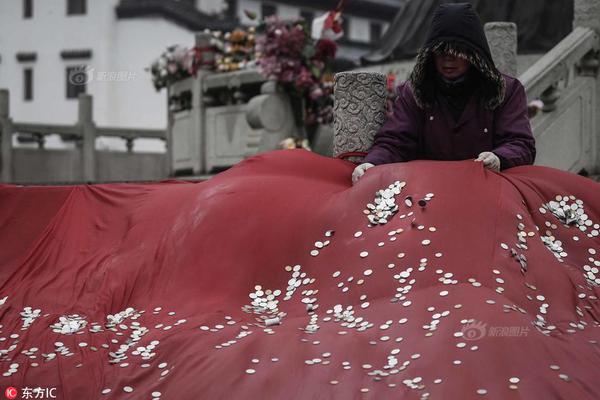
115,0 -> 239,31
116,0 -> 398,31
268,0 -> 398,21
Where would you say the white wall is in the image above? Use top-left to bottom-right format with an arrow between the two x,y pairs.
349,17 -> 370,43
0,0 -> 389,152
277,4 -> 299,20
197,0 -> 227,14
0,0 -> 195,151
238,0 -> 261,25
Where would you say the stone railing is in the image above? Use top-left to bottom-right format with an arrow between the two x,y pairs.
332,0 -> 600,175
519,23 -> 599,172
167,32 -> 297,176
0,90 -> 167,184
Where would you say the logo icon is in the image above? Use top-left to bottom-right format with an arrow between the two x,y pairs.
68,66 -> 94,85
461,320 -> 487,341
5,387 -> 18,399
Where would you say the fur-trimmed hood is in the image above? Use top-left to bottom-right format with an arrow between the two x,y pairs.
408,3 -> 506,111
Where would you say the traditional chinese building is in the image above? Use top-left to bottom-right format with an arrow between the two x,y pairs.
0,0 -> 395,151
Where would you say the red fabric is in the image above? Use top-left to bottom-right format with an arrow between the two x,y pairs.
0,149 -> 599,399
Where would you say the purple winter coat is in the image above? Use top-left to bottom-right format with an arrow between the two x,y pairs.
363,3 -> 536,170
363,74 -> 536,170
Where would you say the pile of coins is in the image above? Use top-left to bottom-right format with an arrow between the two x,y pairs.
301,313 -> 320,333
583,248 -> 600,286
1,362 -> 19,377
364,181 -> 406,225
106,307 -> 137,328
20,307 -> 41,329
50,314 -> 87,334
540,234 -> 566,261
283,264 -> 314,301
505,215 -> 532,273
131,340 -> 160,361
52,342 -> 73,357
213,327 -> 253,350
542,195 -> 599,238
242,285 -> 287,327
310,235 -> 332,257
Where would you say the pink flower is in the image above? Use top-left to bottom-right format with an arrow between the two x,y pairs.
295,67 -> 315,89
309,86 -> 323,100
167,62 -> 178,74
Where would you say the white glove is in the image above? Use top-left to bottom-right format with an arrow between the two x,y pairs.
352,163 -> 375,184
475,151 -> 501,172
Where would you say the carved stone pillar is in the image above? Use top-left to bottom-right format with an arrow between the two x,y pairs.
574,0 -> 600,173
484,22 -> 518,77
574,0 -> 600,32
0,89 -> 13,182
332,72 -> 387,162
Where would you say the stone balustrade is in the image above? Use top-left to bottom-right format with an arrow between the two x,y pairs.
0,90 -> 167,184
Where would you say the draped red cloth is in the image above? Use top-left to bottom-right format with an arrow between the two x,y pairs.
0,149 -> 599,399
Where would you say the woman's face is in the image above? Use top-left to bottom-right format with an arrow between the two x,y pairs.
434,52 -> 470,79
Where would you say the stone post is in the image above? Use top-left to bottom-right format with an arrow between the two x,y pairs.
573,0 -> 600,173
332,72 -> 388,162
78,93 -> 96,182
574,0 -> 600,31
193,31 -> 214,174
484,22 -> 518,77
0,89 -> 12,182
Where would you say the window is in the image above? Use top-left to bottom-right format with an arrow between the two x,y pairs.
261,3 -> 276,18
225,0 -> 237,18
370,22 -> 382,43
23,0 -> 33,18
66,66 -> 87,99
24,68 -> 33,101
300,10 -> 313,27
67,0 -> 86,15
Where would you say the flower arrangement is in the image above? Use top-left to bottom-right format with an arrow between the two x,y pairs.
208,27 -> 258,72
254,15 -> 338,128
148,4 -> 346,145
147,45 -> 202,91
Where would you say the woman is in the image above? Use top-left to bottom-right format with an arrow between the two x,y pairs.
352,2 -> 536,184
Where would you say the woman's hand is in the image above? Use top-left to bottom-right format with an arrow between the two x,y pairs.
475,151 -> 500,172
352,163 -> 375,185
